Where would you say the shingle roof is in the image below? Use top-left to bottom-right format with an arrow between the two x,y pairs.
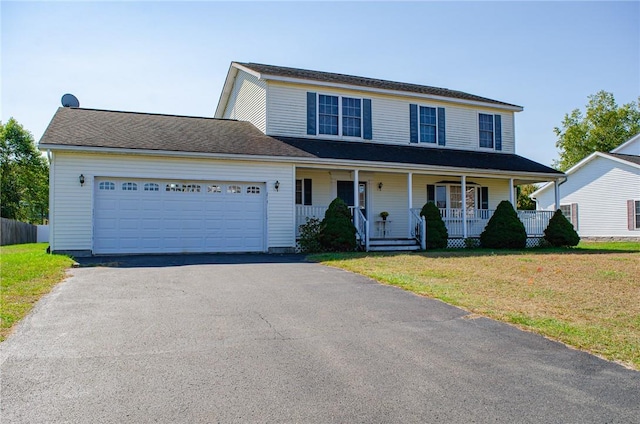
237,62 -> 522,109
609,153 -> 640,166
273,136 -> 563,175
39,107 -> 561,176
39,107 -> 314,158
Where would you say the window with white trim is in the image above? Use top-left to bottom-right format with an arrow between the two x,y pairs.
427,184 -> 489,211
419,106 -> 437,143
99,181 -> 115,190
318,94 -> 362,137
479,113 -> 494,148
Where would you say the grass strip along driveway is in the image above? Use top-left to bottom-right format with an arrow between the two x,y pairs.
312,242 -> 640,370
0,243 -> 74,342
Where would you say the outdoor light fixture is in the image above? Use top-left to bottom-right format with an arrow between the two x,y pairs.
79,174 -> 85,187
378,182 -> 383,191
274,180 -> 280,191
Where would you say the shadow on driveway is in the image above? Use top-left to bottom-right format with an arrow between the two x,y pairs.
74,253 -> 308,268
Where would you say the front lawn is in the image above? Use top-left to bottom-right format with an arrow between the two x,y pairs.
0,243 -> 74,341
311,242 -> 640,369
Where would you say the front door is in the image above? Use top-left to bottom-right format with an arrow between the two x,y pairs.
337,181 -> 367,218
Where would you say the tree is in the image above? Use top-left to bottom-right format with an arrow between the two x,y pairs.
1,118 -> 49,223
419,202 -> 448,249
516,184 -> 537,210
544,209 -> 580,247
480,200 -> 527,249
553,91 -> 640,171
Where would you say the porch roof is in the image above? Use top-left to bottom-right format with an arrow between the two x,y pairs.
275,136 -> 563,176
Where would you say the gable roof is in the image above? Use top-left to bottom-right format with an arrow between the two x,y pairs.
219,62 -> 522,112
611,133 -> 640,155
39,107 -> 314,158
39,107 -> 561,178
531,151 -> 640,197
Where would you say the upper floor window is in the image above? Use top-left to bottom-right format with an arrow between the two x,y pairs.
479,113 -> 502,151
308,92 -> 372,140
410,104 -> 446,146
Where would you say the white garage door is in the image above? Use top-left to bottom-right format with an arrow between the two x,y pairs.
94,178 -> 266,254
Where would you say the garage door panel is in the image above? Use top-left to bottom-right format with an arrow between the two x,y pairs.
94,179 -> 265,254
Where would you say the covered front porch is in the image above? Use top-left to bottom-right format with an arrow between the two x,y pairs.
294,165 -> 562,250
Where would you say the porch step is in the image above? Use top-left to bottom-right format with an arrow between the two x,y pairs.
368,238 -> 421,252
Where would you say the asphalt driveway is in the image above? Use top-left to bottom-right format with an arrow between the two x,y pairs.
1,254 -> 638,423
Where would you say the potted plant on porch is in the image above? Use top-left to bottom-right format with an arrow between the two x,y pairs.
379,211 -> 389,221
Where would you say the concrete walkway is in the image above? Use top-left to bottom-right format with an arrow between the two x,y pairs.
1,254 -> 638,423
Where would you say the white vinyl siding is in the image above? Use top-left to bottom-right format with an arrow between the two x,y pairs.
222,70 -> 267,133
266,81 -> 515,153
535,155 -> 640,237
49,152 -> 294,253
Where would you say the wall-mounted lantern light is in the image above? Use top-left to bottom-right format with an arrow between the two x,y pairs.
378,182 -> 383,191
274,180 -> 280,192
79,174 -> 85,187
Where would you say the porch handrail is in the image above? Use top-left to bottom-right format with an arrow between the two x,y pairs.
354,208 -> 369,251
410,209 -> 426,250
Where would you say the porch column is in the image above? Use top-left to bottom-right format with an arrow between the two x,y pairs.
407,172 -> 413,238
509,178 -> 515,207
353,169 -> 359,229
461,175 -> 467,238
554,179 -> 561,210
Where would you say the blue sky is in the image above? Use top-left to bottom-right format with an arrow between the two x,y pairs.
2,1 -> 638,166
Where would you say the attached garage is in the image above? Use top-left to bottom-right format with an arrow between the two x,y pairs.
94,178 -> 266,254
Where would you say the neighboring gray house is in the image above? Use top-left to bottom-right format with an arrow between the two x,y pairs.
39,62 -> 564,255
532,134 -> 640,239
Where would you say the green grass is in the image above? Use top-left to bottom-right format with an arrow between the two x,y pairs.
0,243 -> 74,341
310,241 -> 640,369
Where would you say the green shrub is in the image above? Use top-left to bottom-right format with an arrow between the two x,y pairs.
420,202 -> 448,249
298,217 -> 324,253
544,209 -> 580,247
480,201 -> 527,249
319,198 -> 357,252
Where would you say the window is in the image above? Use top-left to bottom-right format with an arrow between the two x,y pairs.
227,185 -> 242,194
314,94 -> 366,138
246,186 -> 261,194
144,183 -> 159,191
122,182 -> 137,191
636,201 -> 640,229
419,106 -> 437,143
295,179 -> 312,205
427,184 -> 488,210
560,203 -> 578,229
318,95 -> 339,135
99,181 -> 115,190
207,184 -> 221,193
166,183 -> 182,192
479,114 -> 494,148
342,97 -> 361,137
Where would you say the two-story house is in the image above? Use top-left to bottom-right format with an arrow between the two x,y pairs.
39,62 -> 564,256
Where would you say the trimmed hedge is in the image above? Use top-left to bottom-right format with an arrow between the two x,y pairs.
480,201 -> 527,249
319,198 -> 357,252
544,209 -> 580,247
420,202 -> 448,249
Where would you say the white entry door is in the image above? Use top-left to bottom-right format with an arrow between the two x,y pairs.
94,179 -> 265,254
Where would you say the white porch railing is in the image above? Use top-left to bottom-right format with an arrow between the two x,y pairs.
410,208 -> 426,250
354,208 -> 369,251
295,205 -> 328,237
409,208 -> 554,238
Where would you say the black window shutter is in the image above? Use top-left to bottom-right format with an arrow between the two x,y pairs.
307,92 -> 316,135
303,179 -> 312,205
363,99 -> 372,140
427,185 -> 435,203
494,114 -> 502,151
437,107 -> 446,146
410,104 -> 418,143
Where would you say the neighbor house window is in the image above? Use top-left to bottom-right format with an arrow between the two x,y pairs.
636,201 -> 640,229
295,179 -> 312,205
560,203 -> 578,229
